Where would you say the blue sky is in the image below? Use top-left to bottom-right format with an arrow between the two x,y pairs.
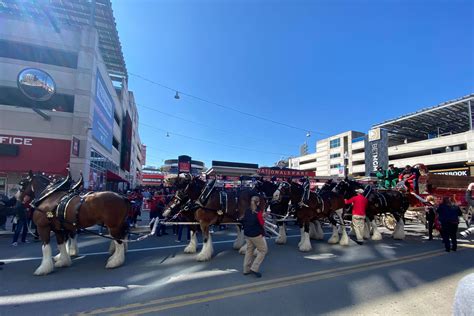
113,0 -> 474,168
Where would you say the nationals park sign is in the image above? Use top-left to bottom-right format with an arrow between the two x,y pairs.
257,167 -> 315,178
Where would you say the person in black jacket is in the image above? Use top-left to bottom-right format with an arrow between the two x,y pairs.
425,196 -> 436,240
437,197 -> 462,252
241,196 -> 267,278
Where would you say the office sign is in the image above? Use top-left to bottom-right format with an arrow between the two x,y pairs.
365,128 -> 388,176
92,71 -> 114,151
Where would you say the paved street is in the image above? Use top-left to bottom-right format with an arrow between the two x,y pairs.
0,221 -> 472,316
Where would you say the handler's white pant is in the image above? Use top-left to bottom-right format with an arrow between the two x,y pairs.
352,215 -> 366,242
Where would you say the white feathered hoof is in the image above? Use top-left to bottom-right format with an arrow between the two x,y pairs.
309,222 -> 318,239
108,240 -> 116,254
106,242 -> 125,269
299,233 -> 312,252
34,244 -> 54,276
233,231 -> 245,250
328,226 -> 340,244
372,230 -> 383,241
54,244 -> 72,268
239,243 -> 247,255
196,246 -> 213,261
363,222 -> 371,240
348,227 -> 356,237
275,225 -> 287,244
53,253 -> 61,262
339,231 -> 349,246
392,219 -> 406,240
184,244 -> 197,254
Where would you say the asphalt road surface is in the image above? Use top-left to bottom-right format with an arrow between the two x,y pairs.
0,221 -> 472,316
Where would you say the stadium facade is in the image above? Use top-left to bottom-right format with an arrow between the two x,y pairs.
289,94 -> 474,178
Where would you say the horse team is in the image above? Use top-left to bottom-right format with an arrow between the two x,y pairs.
16,171 -> 410,275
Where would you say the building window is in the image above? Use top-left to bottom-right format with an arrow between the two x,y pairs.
0,40 -> 78,68
330,153 -> 341,159
330,163 -> 341,169
330,138 -> 341,148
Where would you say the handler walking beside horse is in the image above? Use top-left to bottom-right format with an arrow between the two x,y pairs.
241,195 -> 267,278
345,188 -> 368,245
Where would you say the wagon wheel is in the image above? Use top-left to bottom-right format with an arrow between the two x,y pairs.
383,214 -> 397,231
374,215 -> 383,227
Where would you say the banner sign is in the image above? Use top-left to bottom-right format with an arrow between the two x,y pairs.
430,168 -> 470,177
257,167 -> 315,177
178,155 -> 191,173
0,134 -> 70,174
365,128 -> 389,176
120,112 -> 132,172
71,137 -> 80,157
92,71 -> 114,152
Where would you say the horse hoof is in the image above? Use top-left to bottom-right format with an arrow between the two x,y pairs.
54,260 -> 71,268
298,244 -> 312,252
339,235 -> 350,246
184,246 -> 197,254
196,254 -> 211,262
53,254 -> 60,262
372,233 -> 383,241
327,238 -> 339,244
275,238 -> 286,245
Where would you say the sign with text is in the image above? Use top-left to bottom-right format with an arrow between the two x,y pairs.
257,167 -> 315,178
92,71 -> 114,152
0,134 -> 70,174
178,155 -> 192,173
71,137 -> 80,157
365,128 -> 388,176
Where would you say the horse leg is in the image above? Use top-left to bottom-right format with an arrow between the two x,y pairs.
34,226 -> 54,276
328,214 -> 340,244
67,233 -> 79,257
233,225 -> 245,250
196,223 -> 213,261
392,213 -> 406,240
314,221 -> 324,240
299,222 -> 312,252
105,226 -> 126,269
184,227 -> 198,254
371,218 -> 383,240
335,209 -> 349,246
298,224 -> 305,248
275,222 -> 287,244
363,217 -> 371,240
309,222 -> 317,239
54,232 -> 72,268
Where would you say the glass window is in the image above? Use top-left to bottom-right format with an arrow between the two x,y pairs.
330,153 -> 341,159
330,138 -> 341,148
330,163 -> 341,169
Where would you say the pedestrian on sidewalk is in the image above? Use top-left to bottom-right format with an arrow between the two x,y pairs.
345,188 -> 368,245
12,195 -> 30,246
241,195 -> 267,278
437,196 -> 462,252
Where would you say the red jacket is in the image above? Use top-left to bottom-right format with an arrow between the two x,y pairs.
345,194 -> 368,216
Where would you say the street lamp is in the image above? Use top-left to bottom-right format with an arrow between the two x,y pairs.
174,91 -> 180,100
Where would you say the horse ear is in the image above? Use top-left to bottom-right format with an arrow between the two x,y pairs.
28,170 -> 33,178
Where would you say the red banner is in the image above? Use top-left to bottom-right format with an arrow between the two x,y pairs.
257,168 -> 315,178
0,135 -> 70,174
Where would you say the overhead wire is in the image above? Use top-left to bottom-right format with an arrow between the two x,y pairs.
129,72 -> 329,136
139,122 -> 294,157
137,103 -> 299,148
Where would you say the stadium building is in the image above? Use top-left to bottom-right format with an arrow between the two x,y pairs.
0,0 -> 143,193
289,94 -> 474,178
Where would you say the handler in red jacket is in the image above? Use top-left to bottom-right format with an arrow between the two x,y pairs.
241,195 -> 267,278
345,189 -> 368,244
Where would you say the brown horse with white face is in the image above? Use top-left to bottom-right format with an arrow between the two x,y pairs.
272,181 -> 349,252
18,171 -> 130,275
